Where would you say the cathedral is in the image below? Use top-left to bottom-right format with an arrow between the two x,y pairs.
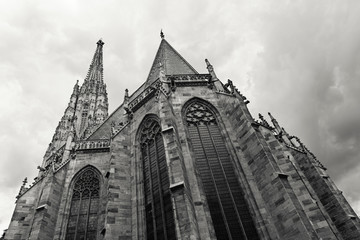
4,33 -> 360,240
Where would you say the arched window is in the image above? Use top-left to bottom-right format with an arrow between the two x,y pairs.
66,167 -> 100,240
139,117 -> 176,240
80,104 -> 89,131
184,101 -> 259,240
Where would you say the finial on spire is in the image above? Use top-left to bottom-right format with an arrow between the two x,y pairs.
268,112 -> 276,121
268,112 -> 282,132
22,177 -> 28,186
160,29 -> 165,39
205,59 -> 211,67
205,59 -> 214,72
97,39 -> 104,46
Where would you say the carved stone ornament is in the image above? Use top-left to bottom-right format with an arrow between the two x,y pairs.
186,103 -> 216,126
140,118 -> 161,145
73,169 -> 100,200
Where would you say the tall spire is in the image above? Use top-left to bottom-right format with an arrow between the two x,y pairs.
76,39 -> 108,138
85,39 -> 104,83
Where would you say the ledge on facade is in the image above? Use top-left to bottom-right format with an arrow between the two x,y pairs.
349,214 -> 357,220
36,204 -> 47,211
215,90 -> 236,97
162,126 -> 174,133
169,181 -> 184,192
166,74 -> 210,82
75,139 -> 110,152
276,172 -> 289,179
128,80 -> 160,112
54,158 -> 72,173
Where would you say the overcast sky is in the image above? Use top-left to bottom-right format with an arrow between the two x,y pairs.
1,0 -> 360,232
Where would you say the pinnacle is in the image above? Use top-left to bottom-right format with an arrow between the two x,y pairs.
97,39 -> 104,46
83,39 -> 104,85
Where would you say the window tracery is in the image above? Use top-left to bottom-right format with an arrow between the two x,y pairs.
139,117 -> 175,240
184,101 -> 259,240
66,168 -> 100,240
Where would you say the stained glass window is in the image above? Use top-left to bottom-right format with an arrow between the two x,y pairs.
65,168 -> 100,240
185,102 -> 259,240
140,117 -> 176,240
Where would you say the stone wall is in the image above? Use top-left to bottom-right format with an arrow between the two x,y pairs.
5,181 -> 42,240
291,149 -> 360,240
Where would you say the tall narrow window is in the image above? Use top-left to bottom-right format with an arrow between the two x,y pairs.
140,117 -> 176,240
66,168 -> 100,240
185,102 -> 259,240
80,104 -> 89,131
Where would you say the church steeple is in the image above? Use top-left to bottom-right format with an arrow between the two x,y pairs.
43,40 -> 108,161
84,39 -> 104,84
76,39 -> 108,138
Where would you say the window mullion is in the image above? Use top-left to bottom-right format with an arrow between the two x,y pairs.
74,192 -> 82,240
206,124 -> 248,240
196,123 -> 233,240
154,134 -> 168,240
146,143 -> 158,240
84,191 -> 92,239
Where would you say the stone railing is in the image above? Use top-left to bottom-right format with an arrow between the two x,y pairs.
43,144 -> 66,168
75,139 -> 110,151
166,74 -> 210,86
111,121 -> 130,138
128,80 -> 161,112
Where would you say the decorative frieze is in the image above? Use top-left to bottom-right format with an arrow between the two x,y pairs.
111,121 -> 130,138
44,144 -> 66,169
75,139 -> 110,151
167,74 -> 210,86
127,80 -> 161,112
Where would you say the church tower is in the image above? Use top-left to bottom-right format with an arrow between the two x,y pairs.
41,39 -> 108,168
4,33 -> 360,240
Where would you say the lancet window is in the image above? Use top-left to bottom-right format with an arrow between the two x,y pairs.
80,104 -> 89,130
65,167 -> 100,240
184,101 -> 259,240
139,117 -> 176,240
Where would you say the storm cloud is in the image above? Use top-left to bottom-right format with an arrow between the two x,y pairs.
1,0 -> 359,231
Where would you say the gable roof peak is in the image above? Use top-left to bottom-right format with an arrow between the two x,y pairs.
145,37 -> 198,86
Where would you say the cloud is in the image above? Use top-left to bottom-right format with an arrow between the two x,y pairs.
1,0 -> 360,232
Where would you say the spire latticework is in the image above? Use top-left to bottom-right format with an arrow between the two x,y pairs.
84,39 -> 104,84
43,40 -> 108,165
76,39 -> 108,138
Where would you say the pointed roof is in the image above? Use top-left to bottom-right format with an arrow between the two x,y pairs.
145,38 -> 198,85
85,39 -> 104,83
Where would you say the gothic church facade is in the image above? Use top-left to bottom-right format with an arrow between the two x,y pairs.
4,35 -> 360,240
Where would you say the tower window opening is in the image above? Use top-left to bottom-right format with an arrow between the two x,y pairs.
80,104 -> 89,131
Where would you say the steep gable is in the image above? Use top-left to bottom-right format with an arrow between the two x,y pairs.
145,39 -> 198,86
